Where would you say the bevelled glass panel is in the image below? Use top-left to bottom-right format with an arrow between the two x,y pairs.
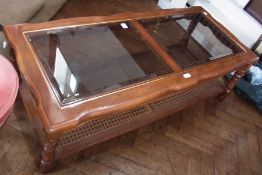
140,13 -> 244,69
26,22 -> 173,104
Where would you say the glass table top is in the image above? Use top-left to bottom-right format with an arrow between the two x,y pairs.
140,13 -> 243,69
26,22 -> 173,104
26,12 -> 244,105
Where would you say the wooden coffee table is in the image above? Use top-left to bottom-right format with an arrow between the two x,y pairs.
4,7 -> 257,172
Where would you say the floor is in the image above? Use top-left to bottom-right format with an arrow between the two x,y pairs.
1,0 -> 262,174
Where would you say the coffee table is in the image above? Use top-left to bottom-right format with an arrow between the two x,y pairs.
4,7 -> 257,172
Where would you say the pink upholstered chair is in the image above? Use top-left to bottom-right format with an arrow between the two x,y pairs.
0,54 -> 19,127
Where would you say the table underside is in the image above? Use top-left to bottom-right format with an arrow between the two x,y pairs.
20,76 -> 224,160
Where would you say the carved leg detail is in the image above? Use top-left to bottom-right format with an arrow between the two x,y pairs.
40,140 -> 57,173
219,66 -> 250,101
179,15 -> 199,47
126,130 -> 138,147
121,130 -> 138,147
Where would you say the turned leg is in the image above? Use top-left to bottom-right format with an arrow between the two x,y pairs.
121,130 -> 138,147
219,65 -> 250,101
40,140 -> 57,173
127,130 -> 138,146
179,15 -> 199,47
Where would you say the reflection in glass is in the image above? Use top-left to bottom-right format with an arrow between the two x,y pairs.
53,47 -> 77,97
140,13 -> 243,69
26,23 -> 173,104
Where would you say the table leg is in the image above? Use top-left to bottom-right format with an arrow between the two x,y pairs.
121,129 -> 138,147
218,65 -> 251,101
129,130 -> 139,146
40,140 -> 57,173
179,15 -> 199,47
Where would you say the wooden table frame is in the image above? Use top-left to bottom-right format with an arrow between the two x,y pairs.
4,6 -> 257,172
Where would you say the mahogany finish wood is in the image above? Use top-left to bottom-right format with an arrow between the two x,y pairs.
130,20 -> 182,71
218,65 -> 251,101
4,7 -> 258,172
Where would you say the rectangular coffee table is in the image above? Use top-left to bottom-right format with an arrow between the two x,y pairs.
4,6 -> 257,172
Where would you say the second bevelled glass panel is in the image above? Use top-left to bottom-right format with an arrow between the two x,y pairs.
140,13 -> 244,69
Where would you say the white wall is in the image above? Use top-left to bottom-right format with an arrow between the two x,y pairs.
158,0 -> 187,9
232,0 -> 249,8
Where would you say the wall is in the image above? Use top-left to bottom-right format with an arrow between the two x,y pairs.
158,0 -> 187,9
232,0 -> 249,7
